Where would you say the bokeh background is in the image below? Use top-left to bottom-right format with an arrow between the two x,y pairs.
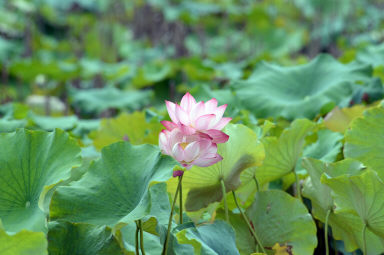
2,1 -> 384,254
0,0 -> 384,125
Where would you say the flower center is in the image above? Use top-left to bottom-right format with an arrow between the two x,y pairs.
180,142 -> 188,149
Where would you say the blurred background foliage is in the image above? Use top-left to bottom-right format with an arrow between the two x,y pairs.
2,1 -> 384,254
1,0 -> 384,137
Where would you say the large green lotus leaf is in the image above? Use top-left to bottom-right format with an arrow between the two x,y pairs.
302,130 -> 343,162
183,124 -> 265,211
0,129 -> 81,232
121,183 -> 195,254
9,59 -> 78,82
323,105 -> 367,133
215,209 -> 254,254
250,119 -> 315,186
120,184 -> 167,254
70,87 -> 152,114
121,223 -> 162,255
0,226 -> 47,255
232,54 -> 371,119
322,170 -> 384,238
0,103 -> 28,120
72,119 -> 100,137
302,158 -> 363,217
176,220 -> 240,255
0,118 -> 26,132
30,114 -> 78,131
142,183 -> 171,236
0,37 -> 22,61
132,61 -> 174,88
344,106 -> 384,179
302,158 -> 384,253
357,43 -> 384,68
295,129 -> 343,174
50,142 -> 177,225
246,190 -> 317,255
90,112 -> 163,150
47,221 -> 123,255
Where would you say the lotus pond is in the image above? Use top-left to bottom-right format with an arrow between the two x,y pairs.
1,0 -> 384,255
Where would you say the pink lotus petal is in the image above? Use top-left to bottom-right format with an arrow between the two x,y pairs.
161,120 -> 178,131
190,101 -> 205,122
196,139 -> 213,153
183,141 -> 201,162
205,98 -> 218,113
175,104 -> 190,126
192,154 -> 223,167
160,130 -> 174,154
214,104 -> 227,120
180,92 -> 196,112
169,129 -> 184,149
206,144 -> 218,154
172,143 -> 185,162
204,129 -> 229,143
159,131 -> 168,153
186,132 -> 211,144
213,117 -> 232,130
180,124 -> 196,135
165,101 -> 178,123
195,114 -> 216,130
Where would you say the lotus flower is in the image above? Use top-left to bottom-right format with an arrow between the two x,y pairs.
159,127 -> 223,170
162,93 -> 231,143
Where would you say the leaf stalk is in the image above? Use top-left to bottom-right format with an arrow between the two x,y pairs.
135,221 -> 140,255
294,170 -> 302,201
362,224 -> 367,255
179,175 -> 183,224
162,174 -> 183,255
325,209 -> 331,255
231,190 -> 266,254
139,220 -> 146,255
220,178 -> 229,223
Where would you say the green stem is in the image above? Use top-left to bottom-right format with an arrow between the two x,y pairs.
294,170 -> 301,201
253,175 -> 260,192
362,224 -> 367,255
220,179 -> 229,223
179,175 -> 183,224
139,220 -> 146,255
232,190 -> 267,254
135,221 -> 140,255
325,209 -> 331,255
253,175 -> 260,252
161,175 -> 183,255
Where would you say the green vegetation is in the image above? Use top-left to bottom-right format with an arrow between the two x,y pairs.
1,0 -> 384,254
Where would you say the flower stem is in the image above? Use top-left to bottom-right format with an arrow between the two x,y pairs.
162,174 -> 183,255
294,170 -> 301,201
362,224 -> 367,255
232,190 -> 266,254
325,209 -> 331,255
253,176 -> 259,192
138,220 -> 146,255
179,175 -> 183,224
220,178 -> 229,223
135,221 -> 140,255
